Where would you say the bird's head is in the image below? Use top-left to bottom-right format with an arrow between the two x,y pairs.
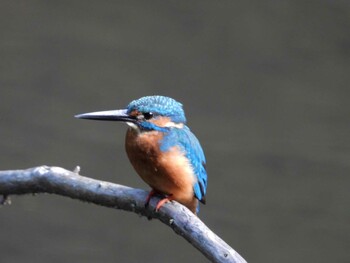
75,96 -> 186,132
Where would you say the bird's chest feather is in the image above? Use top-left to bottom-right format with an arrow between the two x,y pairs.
125,129 -> 162,167
125,128 -> 195,196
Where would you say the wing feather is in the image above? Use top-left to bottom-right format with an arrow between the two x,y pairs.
160,126 -> 207,203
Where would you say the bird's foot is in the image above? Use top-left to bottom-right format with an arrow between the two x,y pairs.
155,195 -> 174,212
144,190 -> 156,208
144,191 -> 173,212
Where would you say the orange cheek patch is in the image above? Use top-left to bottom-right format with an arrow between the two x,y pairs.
129,110 -> 140,117
149,116 -> 171,127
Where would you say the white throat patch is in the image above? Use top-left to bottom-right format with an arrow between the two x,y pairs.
126,122 -> 139,130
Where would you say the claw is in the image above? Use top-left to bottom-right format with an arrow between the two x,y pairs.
155,195 -> 174,212
144,190 -> 156,208
144,191 -> 173,212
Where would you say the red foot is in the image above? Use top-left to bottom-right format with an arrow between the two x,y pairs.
145,191 -> 174,212
145,190 -> 156,208
155,195 -> 174,212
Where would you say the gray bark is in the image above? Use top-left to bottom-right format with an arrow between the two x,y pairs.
0,166 -> 247,263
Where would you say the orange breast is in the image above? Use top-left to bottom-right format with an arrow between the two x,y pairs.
125,128 -> 198,212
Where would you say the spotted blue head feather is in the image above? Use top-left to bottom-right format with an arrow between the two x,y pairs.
127,96 -> 186,124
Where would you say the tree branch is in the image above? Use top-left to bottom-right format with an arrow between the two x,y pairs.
0,166 -> 247,263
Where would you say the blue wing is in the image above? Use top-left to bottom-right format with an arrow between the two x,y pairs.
160,126 -> 207,204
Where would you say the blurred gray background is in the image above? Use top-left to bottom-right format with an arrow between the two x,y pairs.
1,1 -> 349,262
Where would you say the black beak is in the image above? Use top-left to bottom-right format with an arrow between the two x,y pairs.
75,109 -> 136,123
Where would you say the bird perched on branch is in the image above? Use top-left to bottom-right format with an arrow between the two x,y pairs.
76,96 -> 207,214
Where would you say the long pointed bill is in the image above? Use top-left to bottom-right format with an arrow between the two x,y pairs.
75,109 -> 136,122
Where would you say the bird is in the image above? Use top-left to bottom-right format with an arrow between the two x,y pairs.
75,95 -> 207,214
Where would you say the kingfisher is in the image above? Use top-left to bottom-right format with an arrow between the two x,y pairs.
75,96 -> 207,214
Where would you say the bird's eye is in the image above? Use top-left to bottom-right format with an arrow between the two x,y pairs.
143,112 -> 153,120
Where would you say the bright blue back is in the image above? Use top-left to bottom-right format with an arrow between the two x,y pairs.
160,126 -> 207,206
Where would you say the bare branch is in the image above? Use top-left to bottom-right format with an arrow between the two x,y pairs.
0,166 -> 247,263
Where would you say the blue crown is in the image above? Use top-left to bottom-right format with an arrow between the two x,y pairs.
127,96 -> 186,123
